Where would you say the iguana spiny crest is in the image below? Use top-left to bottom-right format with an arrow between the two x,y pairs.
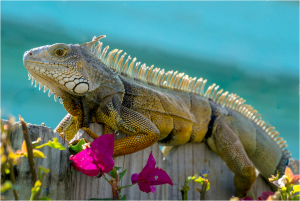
23,35 -> 294,164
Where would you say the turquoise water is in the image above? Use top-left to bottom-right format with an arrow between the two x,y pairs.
1,2 -> 299,158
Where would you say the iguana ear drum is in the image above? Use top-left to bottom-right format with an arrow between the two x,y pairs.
73,83 -> 89,93
65,82 -> 89,93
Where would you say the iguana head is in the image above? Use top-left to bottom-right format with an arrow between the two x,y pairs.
23,36 -> 106,101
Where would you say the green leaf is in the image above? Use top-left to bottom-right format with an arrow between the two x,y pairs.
206,182 -> 210,191
114,166 -> 122,171
107,167 -> 122,178
120,195 -> 126,200
68,139 -> 85,153
47,138 -> 66,150
33,149 -> 46,158
38,167 -> 50,180
119,169 -> 127,181
36,138 -> 65,150
39,167 -> 50,174
1,181 -> 13,192
292,194 -> 300,200
32,137 -> 42,148
110,168 -> 117,179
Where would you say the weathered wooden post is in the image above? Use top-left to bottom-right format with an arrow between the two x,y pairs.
4,121 -> 276,200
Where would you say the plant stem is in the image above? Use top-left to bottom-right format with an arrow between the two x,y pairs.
104,175 -> 110,183
287,184 -> 292,200
19,116 -> 38,199
108,173 -> 120,200
200,180 -> 208,200
116,183 -> 136,190
29,190 -> 36,201
180,189 -> 186,200
185,189 -> 189,200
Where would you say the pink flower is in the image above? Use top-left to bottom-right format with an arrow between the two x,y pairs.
131,151 -> 173,193
70,134 -> 115,177
258,191 -> 274,200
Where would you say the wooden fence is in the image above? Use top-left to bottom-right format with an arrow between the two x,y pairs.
4,121 -> 276,200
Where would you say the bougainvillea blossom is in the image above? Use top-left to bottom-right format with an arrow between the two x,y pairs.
131,151 -> 173,193
70,134 -> 115,177
258,191 -> 274,200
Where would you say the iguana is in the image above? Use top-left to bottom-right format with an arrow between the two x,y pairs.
23,35 -> 297,197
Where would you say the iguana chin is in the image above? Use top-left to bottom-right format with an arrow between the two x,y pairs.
23,35 -> 297,197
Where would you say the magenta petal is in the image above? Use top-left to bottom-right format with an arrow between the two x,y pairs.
150,186 -> 156,194
135,151 -> 173,194
70,148 -> 102,177
138,181 -> 152,193
147,167 -> 173,186
243,197 -> 253,200
131,173 -> 139,184
137,167 -> 173,193
91,134 -> 115,173
141,151 -> 156,173
78,162 -> 103,177
258,191 -> 274,200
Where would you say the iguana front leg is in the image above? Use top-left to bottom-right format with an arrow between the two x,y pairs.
95,94 -> 160,157
206,117 -> 256,197
55,96 -> 98,141
113,106 -> 160,157
55,96 -> 82,141
57,93 -> 160,155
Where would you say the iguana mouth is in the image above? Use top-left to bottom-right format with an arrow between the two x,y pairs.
26,68 -> 64,104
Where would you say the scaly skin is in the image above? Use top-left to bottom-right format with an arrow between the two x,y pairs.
23,36 -> 296,197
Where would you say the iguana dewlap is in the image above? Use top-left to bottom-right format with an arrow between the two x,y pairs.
23,36 -> 297,197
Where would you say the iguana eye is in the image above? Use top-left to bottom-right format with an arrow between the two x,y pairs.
55,48 -> 66,56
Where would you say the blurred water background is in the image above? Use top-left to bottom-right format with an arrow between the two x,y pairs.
1,2 -> 299,158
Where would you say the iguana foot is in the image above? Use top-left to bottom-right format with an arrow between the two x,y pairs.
55,113 -> 79,141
